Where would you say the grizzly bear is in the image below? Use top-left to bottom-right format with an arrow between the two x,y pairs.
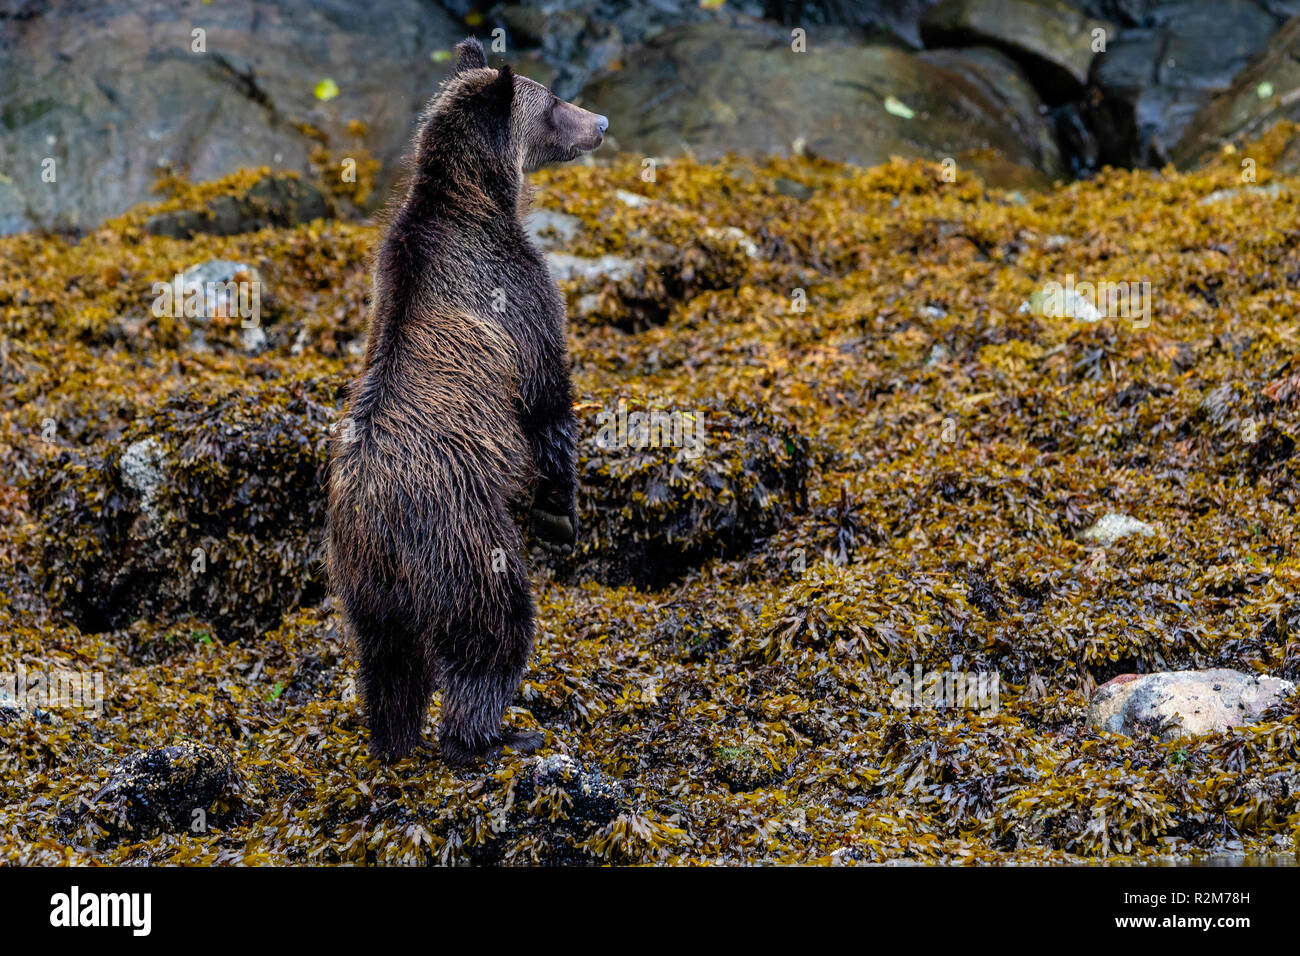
326,37 -> 608,765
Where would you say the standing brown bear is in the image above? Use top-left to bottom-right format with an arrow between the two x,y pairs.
327,37 -> 607,765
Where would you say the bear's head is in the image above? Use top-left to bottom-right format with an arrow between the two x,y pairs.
416,37 -> 608,192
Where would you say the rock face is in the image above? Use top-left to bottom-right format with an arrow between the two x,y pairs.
579,20 -> 1065,188
26,377 -> 334,640
1098,0 -> 1283,167
0,0 -> 460,234
1089,669 -> 1296,739
1172,14 -> 1300,168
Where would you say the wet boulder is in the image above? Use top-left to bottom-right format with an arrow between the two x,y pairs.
25,376 -> 335,640
1170,8 -> 1300,168
542,395 -> 809,588
1089,668 -> 1296,739
1096,0 -> 1281,167
144,173 -> 330,239
579,19 -> 1065,188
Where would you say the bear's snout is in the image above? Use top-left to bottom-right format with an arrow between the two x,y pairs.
574,110 -> 606,152
554,100 -> 607,155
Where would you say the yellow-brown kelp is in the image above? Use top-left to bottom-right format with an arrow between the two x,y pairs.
1,128 -> 1298,863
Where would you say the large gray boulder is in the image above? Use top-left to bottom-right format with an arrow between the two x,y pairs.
1172,13 -> 1300,168
0,0 -> 462,234
581,20 -> 1064,188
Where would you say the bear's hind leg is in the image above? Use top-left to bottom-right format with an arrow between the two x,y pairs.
356,617 -> 437,761
436,571 -> 540,766
438,656 -> 543,766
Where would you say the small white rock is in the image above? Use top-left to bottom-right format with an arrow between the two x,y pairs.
1080,512 -> 1155,546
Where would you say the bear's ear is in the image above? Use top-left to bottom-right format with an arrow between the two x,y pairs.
484,64 -> 515,116
455,37 -> 487,73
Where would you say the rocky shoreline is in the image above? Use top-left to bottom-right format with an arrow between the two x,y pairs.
2,133 -> 1298,862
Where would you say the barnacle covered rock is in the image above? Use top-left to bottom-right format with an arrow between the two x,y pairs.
24,376 -> 336,640
542,393 -> 809,587
520,753 -> 626,826
60,742 -> 240,844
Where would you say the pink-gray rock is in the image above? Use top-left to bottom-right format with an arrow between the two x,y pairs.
1089,668 -> 1295,740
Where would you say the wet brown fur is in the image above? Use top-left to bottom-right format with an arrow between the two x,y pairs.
326,38 -> 607,765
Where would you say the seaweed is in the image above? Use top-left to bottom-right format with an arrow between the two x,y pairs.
2,138 -> 1300,864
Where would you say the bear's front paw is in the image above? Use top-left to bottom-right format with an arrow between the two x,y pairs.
530,506 -> 575,549
499,729 -> 544,754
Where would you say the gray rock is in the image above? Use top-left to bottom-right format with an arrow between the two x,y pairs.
1167,6 -> 1299,167
525,208 -> 582,251
1090,669 -> 1296,739
1090,1 -> 1280,168
926,342 -> 953,366
491,0 -> 763,99
145,175 -> 328,239
1020,285 -> 1104,323
545,251 -> 642,283
703,225 -> 760,260
118,436 -> 166,528
772,177 -> 814,200
240,325 -> 269,354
